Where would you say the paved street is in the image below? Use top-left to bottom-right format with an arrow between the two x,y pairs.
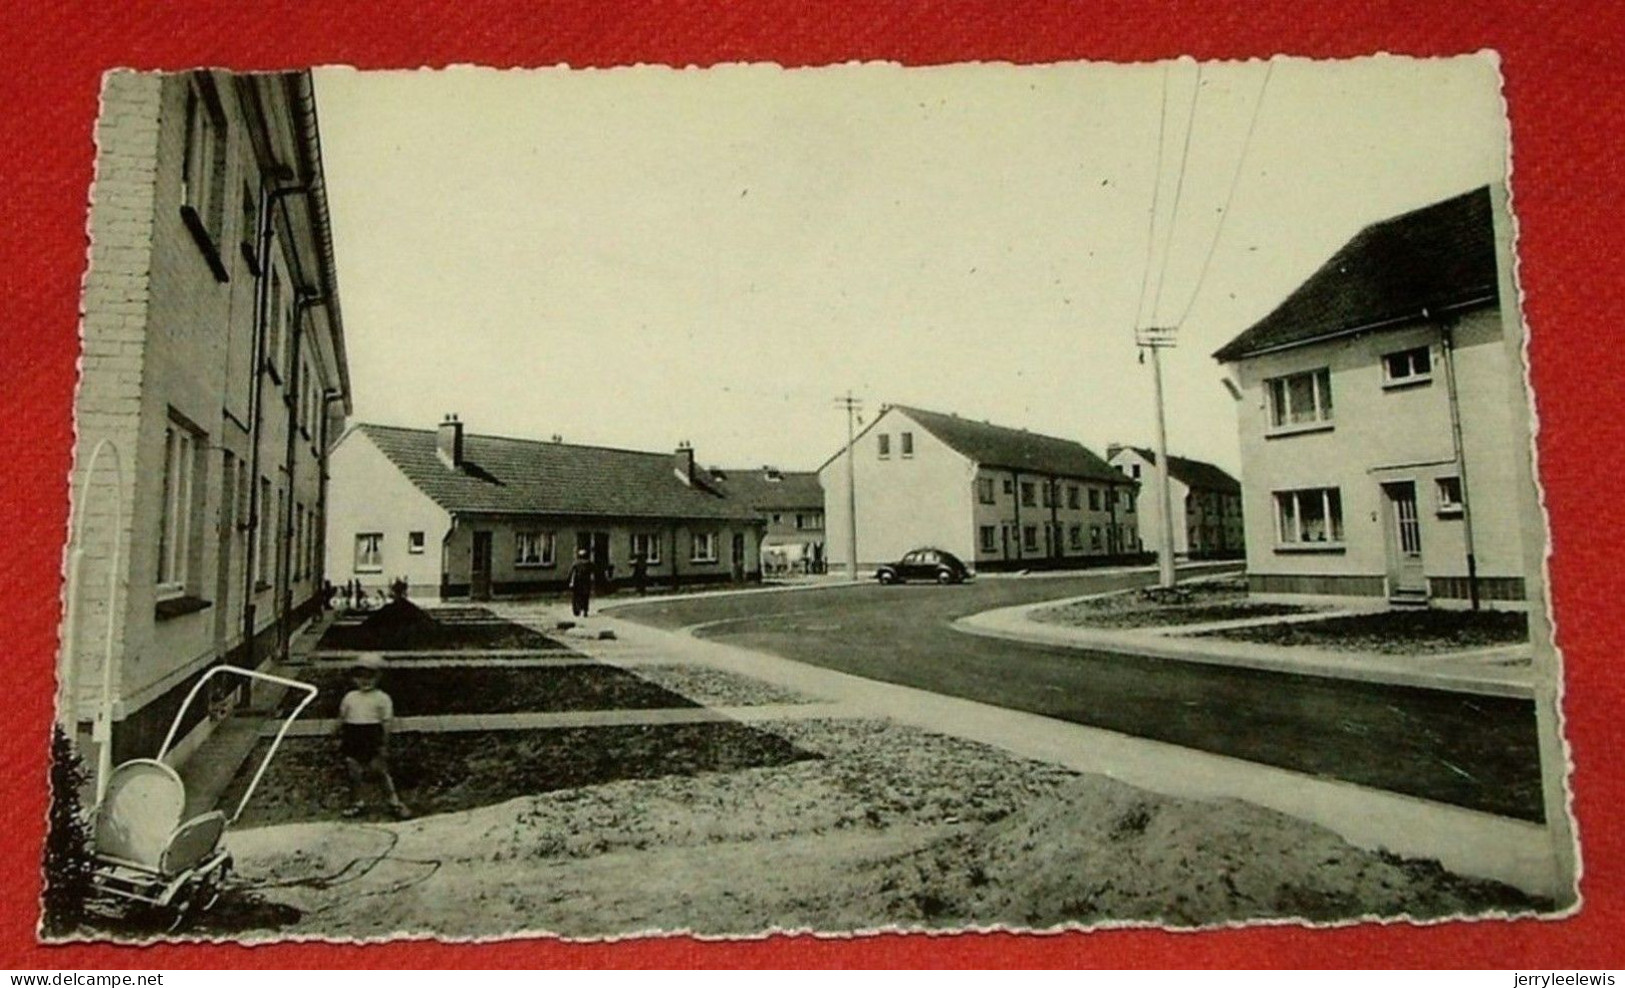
611,568 -> 1544,822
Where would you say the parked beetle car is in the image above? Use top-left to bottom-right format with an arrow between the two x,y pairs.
875,548 -> 973,585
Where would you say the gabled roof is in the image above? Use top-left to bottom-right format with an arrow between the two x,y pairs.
1113,446 -> 1241,494
704,468 -> 824,510
1213,187 -> 1499,363
358,424 -> 761,522
890,405 -> 1128,484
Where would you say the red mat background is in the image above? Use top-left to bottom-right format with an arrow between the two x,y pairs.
1,0 -> 1621,969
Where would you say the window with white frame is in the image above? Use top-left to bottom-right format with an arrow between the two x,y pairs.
1383,346 -> 1433,386
355,532 -> 382,573
795,513 -> 822,530
515,531 -> 555,568
156,417 -> 201,595
1436,476 -> 1463,515
1274,488 -> 1345,546
1020,481 -> 1036,507
408,531 -> 426,554
1002,478 -> 1014,495
691,531 -> 718,562
1067,485 -> 1080,509
630,532 -> 661,564
1022,525 -> 1038,551
979,526 -> 996,552
1090,525 -> 1103,551
900,431 -> 914,458
977,478 -> 996,504
877,434 -> 891,459
1069,524 -> 1083,549
1266,368 -> 1334,430
1124,490 -> 1136,513
181,75 -> 228,258
1089,488 -> 1101,511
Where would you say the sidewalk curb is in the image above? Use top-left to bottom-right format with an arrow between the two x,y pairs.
954,601 -> 1534,700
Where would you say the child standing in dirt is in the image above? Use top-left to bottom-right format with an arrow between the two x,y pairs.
336,653 -> 411,819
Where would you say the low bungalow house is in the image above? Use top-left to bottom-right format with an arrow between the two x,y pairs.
1106,446 -> 1244,559
1213,185 -> 1528,608
819,404 -> 1141,574
325,417 -> 765,600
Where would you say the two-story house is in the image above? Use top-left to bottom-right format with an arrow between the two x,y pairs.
325,418 -> 766,599
61,70 -> 350,781
706,467 -> 826,575
1213,186 -> 1527,608
819,405 -> 1141,574
1107,446 -> 1244,559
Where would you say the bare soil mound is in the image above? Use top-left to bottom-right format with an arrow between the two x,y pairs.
855,774 -> 1543,928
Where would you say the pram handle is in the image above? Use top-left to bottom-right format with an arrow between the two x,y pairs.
156,665 -> 319,824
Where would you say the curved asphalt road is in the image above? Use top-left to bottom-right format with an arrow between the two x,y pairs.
613,569 -> 1543,822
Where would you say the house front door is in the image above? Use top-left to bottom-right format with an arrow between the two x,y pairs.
577,531 -> 611,588
731,532 -> 746,581
1381,482 -> 1427,597
471,530 -> 493,601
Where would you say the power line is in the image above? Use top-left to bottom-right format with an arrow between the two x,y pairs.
1131,63 -> 1172,336
1172,58 -> 1275,329
1146,60 -> 1205,330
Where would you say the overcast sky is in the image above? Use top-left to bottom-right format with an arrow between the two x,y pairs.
312,54 -> 1508,474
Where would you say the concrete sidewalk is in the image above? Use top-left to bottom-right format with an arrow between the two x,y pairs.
498,601 -> 1563,900
955,595 -> 1534,698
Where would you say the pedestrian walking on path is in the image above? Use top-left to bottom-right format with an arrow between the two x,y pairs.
568,548 -> 596,617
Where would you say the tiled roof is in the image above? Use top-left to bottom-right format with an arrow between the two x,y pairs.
704,468 -> 824,510
359,424 -> 761,522
892,406 -> 1128,484
1117,447 -> 1241,494
1213,187 -> 1499,362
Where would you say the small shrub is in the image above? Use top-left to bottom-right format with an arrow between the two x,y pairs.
41,725 -> 96,936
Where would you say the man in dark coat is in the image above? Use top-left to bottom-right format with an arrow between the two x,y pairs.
632,552 -> 648,595
567,548 -> 595,617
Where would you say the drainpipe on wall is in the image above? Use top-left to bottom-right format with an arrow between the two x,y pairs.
278,292 -> 326,661
1048,476 -> 1060,561
242,184 -> 307,667
1433,308 -> 1481,610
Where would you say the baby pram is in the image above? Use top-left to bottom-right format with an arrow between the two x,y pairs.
88,665 -> 317,930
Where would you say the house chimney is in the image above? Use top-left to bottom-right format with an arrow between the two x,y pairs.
673,441 -> 695,485
437,414 -> 464,468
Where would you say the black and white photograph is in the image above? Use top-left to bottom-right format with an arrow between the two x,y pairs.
47,53 -> 1576,942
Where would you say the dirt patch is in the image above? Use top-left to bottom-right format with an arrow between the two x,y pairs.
285,664 -> 698,718
227,722 -> 817,827
850,774 -> 1543,928
317,601 -> 567,652
627,665 -> 826,706
219,718 -> 1544,938
1199,609 -> 1530,655
1033,578 -> 1314,629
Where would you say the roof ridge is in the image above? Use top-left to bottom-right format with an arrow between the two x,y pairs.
358,422 -> 681,460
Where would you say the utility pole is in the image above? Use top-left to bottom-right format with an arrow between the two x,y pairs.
1138,328 -> 1178,589
834,392 -> 862,580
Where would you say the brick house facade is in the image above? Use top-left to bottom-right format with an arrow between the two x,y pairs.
61,70 -> 350,777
